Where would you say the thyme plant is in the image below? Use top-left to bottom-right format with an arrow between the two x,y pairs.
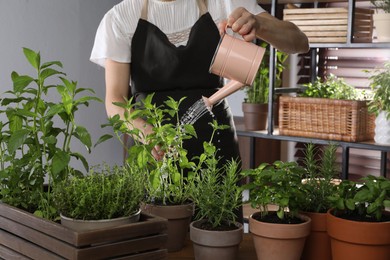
53,163 -> 144,220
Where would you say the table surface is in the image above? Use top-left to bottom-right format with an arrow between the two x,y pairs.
167,233 -> 258,260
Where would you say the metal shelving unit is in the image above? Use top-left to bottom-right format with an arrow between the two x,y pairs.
237,0 -> 390,179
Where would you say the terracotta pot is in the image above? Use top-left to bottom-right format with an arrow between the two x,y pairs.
141,202 -> 194,252
242,103 -> 268,131
300,211 -> 331,260
327,209 -> 390,260
60,209 -> 141,232
190,220 -> 243,260
249,211 -> 311,260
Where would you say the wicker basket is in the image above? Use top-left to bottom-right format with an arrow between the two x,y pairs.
283,7 -> 374,43
278,96 -> 375,142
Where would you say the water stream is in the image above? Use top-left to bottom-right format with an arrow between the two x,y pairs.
180,98 -> 215,125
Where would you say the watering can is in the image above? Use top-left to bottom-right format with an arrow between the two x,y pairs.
203,28 -> 266,108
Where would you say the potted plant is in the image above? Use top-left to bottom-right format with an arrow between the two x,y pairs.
0,48 -> 101,220
241,160 -> 311,260
53,162 -> 144,231
279,74 -> 375,142
367,61 -> 390,144
189,138 -> 243,260
327,175 -> 390,260
371,0 -> 390,42
242,43 -> 288,130
0,48 -> 168,259
102,94 -> 197,252
299,143 -> 341,260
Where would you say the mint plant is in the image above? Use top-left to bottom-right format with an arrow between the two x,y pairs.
100,94 -> 198,205
0,48 -> 102,220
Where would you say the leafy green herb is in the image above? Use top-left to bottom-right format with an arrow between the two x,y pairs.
53,163 -> 144,220
0,48 -> 102,220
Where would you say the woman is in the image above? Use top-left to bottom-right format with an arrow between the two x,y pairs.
90,0 -> 308,168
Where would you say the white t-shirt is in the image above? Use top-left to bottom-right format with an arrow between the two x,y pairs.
90,0 -> 265,68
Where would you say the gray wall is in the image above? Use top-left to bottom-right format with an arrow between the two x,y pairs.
0,0 -> 248,171
0,0 -> 123,169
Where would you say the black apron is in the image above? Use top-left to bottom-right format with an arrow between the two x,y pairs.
130,0 -> 240,168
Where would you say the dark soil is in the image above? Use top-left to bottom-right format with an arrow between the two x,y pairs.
254,212 -> 305,224
336,212 -> 390,223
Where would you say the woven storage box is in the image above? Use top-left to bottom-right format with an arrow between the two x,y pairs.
283,7 -> 374,43
278,96 -> 375,142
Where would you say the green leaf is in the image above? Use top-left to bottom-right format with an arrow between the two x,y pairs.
60,77 -> 76,94
51,150 -> 70,175
23,48 -> 40,70
71,152 -> 89,171
74,126 -> 92,151
12,73 -> 34,93
94,134 -> 113,147
45,104 -> 64,117
41,60 -> 63,70
40,68 -> 65,81
74,96 -> 103,106
8,129 -> 30,153
15,108 -> 37,118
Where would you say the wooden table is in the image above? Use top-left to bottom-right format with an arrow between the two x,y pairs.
167,233 -> 257,259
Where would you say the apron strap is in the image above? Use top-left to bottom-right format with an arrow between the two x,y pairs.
141,0 -> 149,20
141,0 -> 207,20
196,0 -> 208,16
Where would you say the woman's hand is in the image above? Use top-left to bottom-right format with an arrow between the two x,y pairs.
218,7 -> 309,54
218,7 -> 258,42
141,122 -> 164,161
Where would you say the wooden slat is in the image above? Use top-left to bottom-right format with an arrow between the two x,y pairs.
308,37 -> 348,43
75,235 -> 167,260
305,31 -> 347,36
0,229 -> 63,260
0,215 -> 74,259
0,243 -> 30,260
298,25 -> 348,31
291,19 -> 348,25
0,203 -> 168,259
285,13 -> 348,20
284,7 -> 349,14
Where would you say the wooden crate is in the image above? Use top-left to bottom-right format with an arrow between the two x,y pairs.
278,96 -> 375,142
283,7 -> 374,43
0,203 -> 168,260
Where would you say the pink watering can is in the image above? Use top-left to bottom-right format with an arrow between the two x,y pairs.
203,28 -> 266,108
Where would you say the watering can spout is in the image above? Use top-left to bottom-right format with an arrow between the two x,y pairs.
202,80 -> 245,109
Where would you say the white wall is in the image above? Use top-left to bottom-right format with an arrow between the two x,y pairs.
0,0 -> 123,169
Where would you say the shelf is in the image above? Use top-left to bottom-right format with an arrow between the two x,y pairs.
258,0 -> 368,4
236,126 -> 390,153
310,42 -> 390,49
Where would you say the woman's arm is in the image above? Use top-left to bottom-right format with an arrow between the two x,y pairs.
105,59 -> 162,159
219,7 -> 309,54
